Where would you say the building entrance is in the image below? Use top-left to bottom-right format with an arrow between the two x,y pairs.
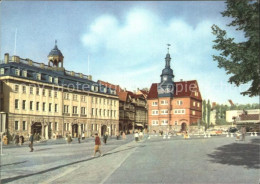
31,122 -> 42,135
101,125 -> 107,136
181,123 -> 187,132
72,124 -> 78,138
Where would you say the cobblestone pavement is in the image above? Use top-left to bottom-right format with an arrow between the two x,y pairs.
1,135 -> 259,184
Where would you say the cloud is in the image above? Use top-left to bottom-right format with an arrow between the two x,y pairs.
81,8 -> 259,104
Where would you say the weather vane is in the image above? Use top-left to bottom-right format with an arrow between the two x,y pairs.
167,43 -> 171,53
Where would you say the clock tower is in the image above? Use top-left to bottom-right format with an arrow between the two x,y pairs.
158,44 -> 175,98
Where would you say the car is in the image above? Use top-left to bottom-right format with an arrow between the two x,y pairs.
228,127 -> 238,133
206,129 -> 223,136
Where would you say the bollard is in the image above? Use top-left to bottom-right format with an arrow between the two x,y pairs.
148,136 -> 151,140
187,134 -> 190,139
231,133 -> 234,137
208,133 -> 211,138
254,132 -> 257,136
168,135 -> 171,139
226,133 -> 229,138
204,133 -> 207,138
155,135 -> 158,137
163,135 -> 166,139
250,132 -> 253,136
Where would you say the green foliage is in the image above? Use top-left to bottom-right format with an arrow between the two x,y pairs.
211,0 -> 259,97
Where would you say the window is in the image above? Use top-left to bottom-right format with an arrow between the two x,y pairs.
49,76 -> 53,83
22,70 -> 27,77
152,120 -> 159,126
54,91 -> 57,98
64,93 -> 69,100
99,109 -> 102,116
192,111 -> 195,115
55,104 -> 58,112
14,84 -> 19,92
73,94 -> 77,101
15,121 -> 19,130
81,95 -> 86,102
174,109 -> 185,114
161,109 -> 169,115
15,99 -> 19,109
103,109 -> 105,116
81,107 -> 86,115
174,121 -> 178,125
54,77 -> 58,84
96,109 -> 98,116
0,68 -> 4,74
30,101 -> 33,110
152,110 -> 159,115
36,102 -> 39,111
161,100 -> 168,105
55,122 -> 58,131
30,86 -> 33,94
104,99 -> 106,104
197,103 -> 200,107
43,102 -> 46,111
63,105 -> 69,113
96,97 -> 98,104
177,100 -> 183,105
36,88 -> 39,95
114,110 -> 116,117
22,100 -> 26,110
42,89 -> 46,96
49,103 -> 52,112
36,73 -> 41,80
152,102 -> 158,106
193,101 -> 196,106
161,120 -> 168,125
49,90 -> 52,98
195,91 -> 198,96
92,108 -> 94,116
22,86 -> 26,93
99,98 -> 101,104
15,69 -> 20,76
73,106 -> 78,114
22,121 -> 27,131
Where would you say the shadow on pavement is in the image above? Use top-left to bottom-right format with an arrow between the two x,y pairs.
0,161 -> 27,168
1,145 -> 140,183
207,140 -> 260,169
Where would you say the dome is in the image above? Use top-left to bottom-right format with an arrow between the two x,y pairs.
48,43 -> 63,57
162,67 -> 173,75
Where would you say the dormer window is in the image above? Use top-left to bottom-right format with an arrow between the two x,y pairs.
36,73 -> 41,80
0,68 -> 5,75
54,77 -> 58,84
91,86 -> 95,91
15,69 -> 20,76
49,76 -> 53,83
22,70 -> 27,77
104,88 -> 107,93
95,86 -> 98,92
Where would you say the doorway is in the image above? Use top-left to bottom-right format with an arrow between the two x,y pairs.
72,124 -> 78,138
181,123 -> 187,132
31,122 -> 42,135
101,125 -> 107,136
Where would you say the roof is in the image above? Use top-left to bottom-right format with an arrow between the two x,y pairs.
98,80 -> 123,94
48,44 -> 63,57
147,80 -> 202,100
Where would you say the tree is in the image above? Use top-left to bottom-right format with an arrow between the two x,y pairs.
207,100 -> 211,128
211,0 -> 259,97
202,100 -> 207,123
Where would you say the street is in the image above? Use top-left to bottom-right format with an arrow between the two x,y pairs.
1,135 -> 259,184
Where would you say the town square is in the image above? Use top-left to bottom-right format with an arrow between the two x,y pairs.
0,0 -> 259,184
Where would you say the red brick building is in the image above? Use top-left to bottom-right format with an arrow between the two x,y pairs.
147,51 -> 202,133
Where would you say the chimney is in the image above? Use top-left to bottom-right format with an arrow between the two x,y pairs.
4,53 -> 9,64
124,88 -> 126,92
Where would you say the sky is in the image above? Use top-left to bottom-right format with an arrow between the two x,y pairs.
1,1 -> 259,105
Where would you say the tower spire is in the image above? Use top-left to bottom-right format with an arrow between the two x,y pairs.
167,43 -> 171,54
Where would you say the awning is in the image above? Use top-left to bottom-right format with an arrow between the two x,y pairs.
135,123 -> 144,127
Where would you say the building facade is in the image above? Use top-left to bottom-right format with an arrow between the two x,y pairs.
0,43 -> 119,141
147,51 -> 202,133
98,81 -> 148,133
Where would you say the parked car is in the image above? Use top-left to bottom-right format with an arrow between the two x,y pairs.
228,127 -> 238,133
206,129 -> 223,136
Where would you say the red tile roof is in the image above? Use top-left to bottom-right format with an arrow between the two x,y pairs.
98,80 -> 123,94
147,80 -> 202,100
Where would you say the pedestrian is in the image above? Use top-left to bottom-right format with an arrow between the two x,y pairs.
29,133 -> 34,152
139,131 -> 143,140
92,133 -> 102,157
15,134 -> 19,146
241,126 -> 246,141
122,131 -> 126,140
103,132 -> 108,144
78,133 -> 81,143
116,132 -> 120,140
19,135 -> 24,146
134,131 -> 139,142
3,134 -> 8,145
67,134 -> 72,144
82,132 -> 85,140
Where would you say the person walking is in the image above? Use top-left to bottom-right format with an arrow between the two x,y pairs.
103,132 -> 108,144
134,131 -> 139,142
3,134 -> 8,145
92,133 -> 102,157
67,134 -> 72,145
29,133 -> 34,152
15,134 -> 19,146
78,133 -> 81,143
241,126 -> 246,141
